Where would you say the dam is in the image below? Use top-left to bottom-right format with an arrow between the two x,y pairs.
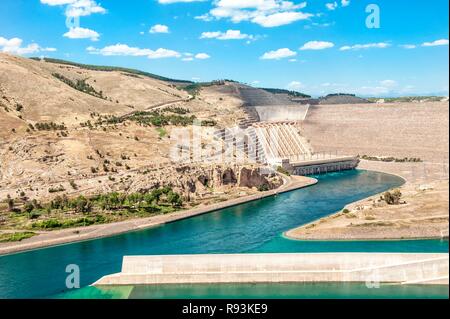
94,253 -> 449,286
216,85 -> 360,174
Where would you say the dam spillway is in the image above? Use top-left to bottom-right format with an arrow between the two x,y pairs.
225,85 -> 361,174
94,253 -> 449,286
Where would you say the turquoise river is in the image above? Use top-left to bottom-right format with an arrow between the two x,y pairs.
0,170 -> 448,299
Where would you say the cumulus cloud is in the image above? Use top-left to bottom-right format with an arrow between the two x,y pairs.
200,29 -> 254,40
422,39 -> 449,47
147,48 -> 183,59
149,24 -> 170,34
287,81 -> 304,90
300,40 -> 334,50
399,44 -> 417,49
64,27 -> 100,41
325,2 -> 338,10
87,44 -> 181,59
87,44 -> 209,60
195,53 -> 210,59
182,52 -> 210,61
380,80 -> 398,88
40,0 -> 76,5
41,0 -> 106,18
340,42 -> 390,51
260,48 -> 297,60
0,36 -> 56,55
198,0 -> 312,28
158,0 -> 206,3
65,0 -> 106,17
326,0 -> 350,11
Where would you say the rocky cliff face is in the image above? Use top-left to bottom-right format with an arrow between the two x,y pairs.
127,164 -> 283,200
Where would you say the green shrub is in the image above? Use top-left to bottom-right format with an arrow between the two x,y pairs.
276,166 -> 291,176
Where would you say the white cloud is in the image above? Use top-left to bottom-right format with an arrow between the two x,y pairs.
195,53 -> 210,59
422,39 -> 449,47
325,2 -> 338,10
340,42 -> 390,51
87,44 -> 152,56
40,0 -> 76,5
0,36 -> 56,55
41,0 -> 106,18
252,11 -> 312,28
399,44 -> 416,49
65,0 -> 106,17
380,80 -> 398,88
260,48 -> 297,60
287,81 -> 304,90
326,0 -> 349,11
195,14 -> 214,21
148,48 -> 182,59
199,0 -> 312,28
300,40 -> 334,50
150,24 -> 170,34
63,27 -> 100,41
200,29 -> 254,40
158,0 -> 205,3
87,44 -> 210,60
351,80 -> 399,96
87,44 -> 180,59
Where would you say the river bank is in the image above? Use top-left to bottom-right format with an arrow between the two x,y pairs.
285,160 -> 449,241
0,175 -> 317,256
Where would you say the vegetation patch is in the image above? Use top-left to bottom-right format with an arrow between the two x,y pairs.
35,122 -> 67,131
276,166 -> 291,176
156,127 -> 167,138
260,88 -> 311,98
3,187 -> 184,231
0,232 -> 36,242
33,57 -> 190,83
368,96 -> 445,103
358,155 -> 422,163
52,73 -> 105,99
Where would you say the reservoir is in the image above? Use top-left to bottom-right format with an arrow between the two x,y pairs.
0,170 -> 447,298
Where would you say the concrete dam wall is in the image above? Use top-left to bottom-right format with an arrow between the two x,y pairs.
254,105 -> 309,122
94,253 -> 449,286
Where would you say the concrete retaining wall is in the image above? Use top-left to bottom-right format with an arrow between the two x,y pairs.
94,253 -> 449,286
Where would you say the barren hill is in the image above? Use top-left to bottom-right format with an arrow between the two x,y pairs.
0,53 -> 251,208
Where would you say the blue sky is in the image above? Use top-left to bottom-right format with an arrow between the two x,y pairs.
0,0 -> 448,97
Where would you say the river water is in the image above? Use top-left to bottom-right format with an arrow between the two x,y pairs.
0,170 -> 447,298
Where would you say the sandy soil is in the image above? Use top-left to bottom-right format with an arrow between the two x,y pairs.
285,161 -> 449,240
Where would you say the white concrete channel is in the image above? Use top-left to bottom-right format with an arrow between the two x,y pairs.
94,253 -> 449,286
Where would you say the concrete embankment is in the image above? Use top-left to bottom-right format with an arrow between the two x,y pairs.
94,253 -> 449,286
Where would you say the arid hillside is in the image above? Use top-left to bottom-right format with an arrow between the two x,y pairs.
0,53 -> 249,206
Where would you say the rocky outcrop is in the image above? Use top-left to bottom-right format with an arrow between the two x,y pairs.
238,167 -> 270,189
127,164 -> 282,199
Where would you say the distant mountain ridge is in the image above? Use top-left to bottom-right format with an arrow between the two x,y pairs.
30,57 -> 193,84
